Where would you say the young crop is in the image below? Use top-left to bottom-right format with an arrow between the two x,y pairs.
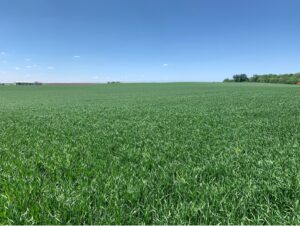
0,83 -> 300,224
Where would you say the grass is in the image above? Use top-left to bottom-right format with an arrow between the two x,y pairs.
0,82 -> 300,224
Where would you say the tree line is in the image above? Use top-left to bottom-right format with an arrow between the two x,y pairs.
224,73 -> 300,84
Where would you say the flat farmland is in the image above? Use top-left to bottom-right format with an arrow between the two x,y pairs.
1,83 -> 300,224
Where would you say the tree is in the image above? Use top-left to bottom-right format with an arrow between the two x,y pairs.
233,74 -> 249,82
249,75 -> 259,82
226,72 -> 300,84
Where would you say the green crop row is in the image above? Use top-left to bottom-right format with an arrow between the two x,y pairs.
0,83 -> 300,224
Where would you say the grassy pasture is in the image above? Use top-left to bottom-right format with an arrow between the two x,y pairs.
0,82 -> 300,224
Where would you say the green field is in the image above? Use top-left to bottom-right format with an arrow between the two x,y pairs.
1,83 -> 300,224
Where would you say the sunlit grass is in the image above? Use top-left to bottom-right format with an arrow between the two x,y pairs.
0,83 -> 300,224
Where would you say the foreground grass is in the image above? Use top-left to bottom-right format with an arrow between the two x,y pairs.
0,83 -> 300,224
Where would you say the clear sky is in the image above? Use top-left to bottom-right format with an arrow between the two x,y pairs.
0,0 -> 300,83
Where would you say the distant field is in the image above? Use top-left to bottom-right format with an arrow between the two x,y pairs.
1,83 -> 300,224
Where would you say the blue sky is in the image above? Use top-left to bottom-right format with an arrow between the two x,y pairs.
0,0 -> 300,83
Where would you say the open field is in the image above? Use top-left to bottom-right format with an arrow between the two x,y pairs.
1,82 -> 300,224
